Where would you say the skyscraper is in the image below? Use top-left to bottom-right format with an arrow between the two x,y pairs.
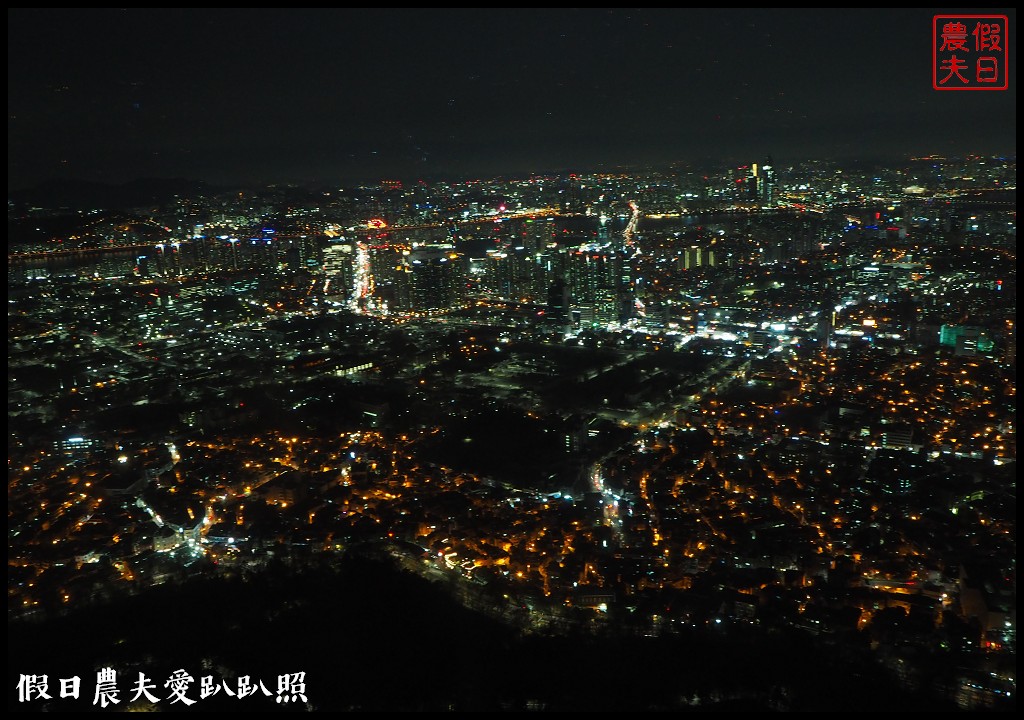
569,249 -> 626,326
404,247 -> 464,314
682,246 -> 716,270
761,156 -> 776,206
747,158 -> 777,206
547,277 -> 570,325
367,244 -> 407,312
322,241 -> 355,302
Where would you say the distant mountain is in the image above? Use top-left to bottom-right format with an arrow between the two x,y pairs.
9,178 -> 214,210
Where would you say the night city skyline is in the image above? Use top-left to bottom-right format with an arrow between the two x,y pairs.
8,8 -> 1016,714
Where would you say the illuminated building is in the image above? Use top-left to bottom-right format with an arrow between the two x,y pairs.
55,436 -> 95,454
569,249 -> 626,326
367,245 -> 407,311
136,253 -> 152,278
940,325 -> 994,356
483,246 -> 539,301
251,230 -> 278,271
279,233 -> 320,273
322,241 -> 355,301
403,247 -> 464,313
746,158 -> 777,206
682,246 -> 716,270
747,163 -> 763,202
1005,321 -> 1015,365
227,237 -> 240,270
762,156 -> 776,206
881,425 -> 917,452
483,250 -> 515,300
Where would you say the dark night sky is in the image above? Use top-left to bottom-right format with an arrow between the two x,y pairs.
7,8 -> 1017,188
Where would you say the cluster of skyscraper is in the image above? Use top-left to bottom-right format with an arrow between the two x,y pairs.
745,157 -> 777,206
323,241 -> 465,315
322,232 -> 645,325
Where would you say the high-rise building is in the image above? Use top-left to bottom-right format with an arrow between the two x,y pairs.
762,156 -> 776,206
368,245 -> 407,311
682,246 -> 716,270
136,253 -> 152,278
403,247 -> 464,314
547,277 -> 570,324
748,163 -> 763,202
1005,320 -> 1016,366
747,158 -> 777,206
482,245 -> 545,302
569,249 -> 627,326
322,241 -> 355,301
